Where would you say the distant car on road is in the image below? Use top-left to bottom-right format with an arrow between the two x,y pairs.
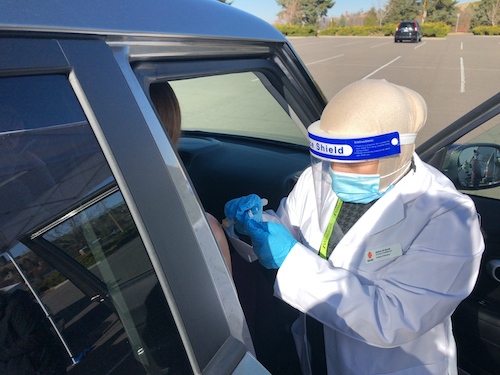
395,21 -> 422,43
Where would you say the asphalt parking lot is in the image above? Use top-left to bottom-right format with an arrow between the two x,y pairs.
288,34 -> 500,146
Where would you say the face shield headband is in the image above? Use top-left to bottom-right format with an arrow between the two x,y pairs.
308,120 -> 417,163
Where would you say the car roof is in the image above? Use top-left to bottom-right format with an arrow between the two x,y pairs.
0,0 -> 286,42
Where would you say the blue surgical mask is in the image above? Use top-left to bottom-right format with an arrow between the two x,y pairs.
328,168 -> 392,204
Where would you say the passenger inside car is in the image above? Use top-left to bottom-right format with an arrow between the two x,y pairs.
149,82 -> 232,273
0,289 -> 66,375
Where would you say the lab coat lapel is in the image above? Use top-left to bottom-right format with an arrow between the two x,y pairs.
355,193 -> 406,238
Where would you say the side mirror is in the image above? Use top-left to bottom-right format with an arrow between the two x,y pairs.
442,143 -> 500,190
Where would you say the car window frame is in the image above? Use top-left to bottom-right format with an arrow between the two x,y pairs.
0,36 -> 251,374
62,38 -> 251,374
134,58 -> 318,146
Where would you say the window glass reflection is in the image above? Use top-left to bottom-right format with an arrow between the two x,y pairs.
1,74 -> 192,374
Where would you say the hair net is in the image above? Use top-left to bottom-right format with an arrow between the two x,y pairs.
318,79 -> 427,190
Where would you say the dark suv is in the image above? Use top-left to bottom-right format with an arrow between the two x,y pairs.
395,21 -> 422,43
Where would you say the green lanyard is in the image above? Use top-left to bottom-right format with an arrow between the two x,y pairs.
319,198 -> 343,259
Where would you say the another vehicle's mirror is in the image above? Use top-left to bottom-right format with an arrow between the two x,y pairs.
442,143 -> 500,190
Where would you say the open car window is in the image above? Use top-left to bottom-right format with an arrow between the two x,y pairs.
169,72 -> 309,146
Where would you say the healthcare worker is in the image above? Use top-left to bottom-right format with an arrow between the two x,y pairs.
225,80 -> 484,375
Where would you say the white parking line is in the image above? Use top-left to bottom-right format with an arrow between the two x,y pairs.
362,56 -> 401,80
371,42 -> 391,48
306,54 -> 345,66
414,42 -> 426,49
460,57 -> 465,93
293,40 -> 364,48
461,42 -> 463,50
291,41 -> 330,47
332,41 -> 365,48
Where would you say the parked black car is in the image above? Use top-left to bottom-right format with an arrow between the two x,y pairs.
395,21 -> 423,43
0,1 -> 499,375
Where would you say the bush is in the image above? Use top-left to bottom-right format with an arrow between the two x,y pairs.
382,23 -> 398,36
36,271 -> 67,294
472,26 -> 500,35
319,24 -> 397,37
320,27 -> 340,35
338,26 -> 356,36
297,22 -> 452,37
274,25 -> 317,36
421,22 -> 450,38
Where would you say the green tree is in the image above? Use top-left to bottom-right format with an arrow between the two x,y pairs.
277,0 -> 335,26
425,0 -> 458,25
471,0 -> 500,26
338,14 -> 347,27
485,0 -> 500,25
470,1 -> 488,27
385,0 -> 421,24
365,6 -> 378,26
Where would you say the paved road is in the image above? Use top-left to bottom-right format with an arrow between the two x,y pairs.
288,34 -> 500,146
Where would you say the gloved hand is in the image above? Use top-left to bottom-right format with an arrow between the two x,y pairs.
224,194 -> 263,233
244,219 -> 297,269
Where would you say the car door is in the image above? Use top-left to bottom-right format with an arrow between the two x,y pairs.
121,38 -> 325,373
417,91 -> 500,375
0,37 -> 272,375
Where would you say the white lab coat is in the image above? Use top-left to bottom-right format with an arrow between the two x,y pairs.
273,154 -> 484,375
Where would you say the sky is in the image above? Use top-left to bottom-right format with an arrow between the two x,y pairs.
231,0 -> 470,25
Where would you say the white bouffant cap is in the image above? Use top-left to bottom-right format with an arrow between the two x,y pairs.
319,79 -> 427,189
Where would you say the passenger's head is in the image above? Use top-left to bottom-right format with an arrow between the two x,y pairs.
150,82 -> 182,148
315,79 -> 427,189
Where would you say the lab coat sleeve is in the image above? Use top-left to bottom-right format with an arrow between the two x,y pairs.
274,199 -> 484,348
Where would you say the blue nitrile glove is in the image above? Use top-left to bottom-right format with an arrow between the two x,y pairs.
224,194 -> 263,234
244,219 -> 297,269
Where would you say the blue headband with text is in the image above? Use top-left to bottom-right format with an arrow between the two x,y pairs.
308,120 -> 417,162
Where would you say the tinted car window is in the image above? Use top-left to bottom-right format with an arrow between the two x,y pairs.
399,22 -> 415,30
41,190 -> 152,287
0,245 -> 145,374
170,72 -> 308,146
0,74 -> 192,374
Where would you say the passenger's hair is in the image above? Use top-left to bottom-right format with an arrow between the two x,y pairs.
150,82 -> 182,147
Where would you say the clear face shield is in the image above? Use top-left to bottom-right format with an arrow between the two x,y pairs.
308,120 -> 416,233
